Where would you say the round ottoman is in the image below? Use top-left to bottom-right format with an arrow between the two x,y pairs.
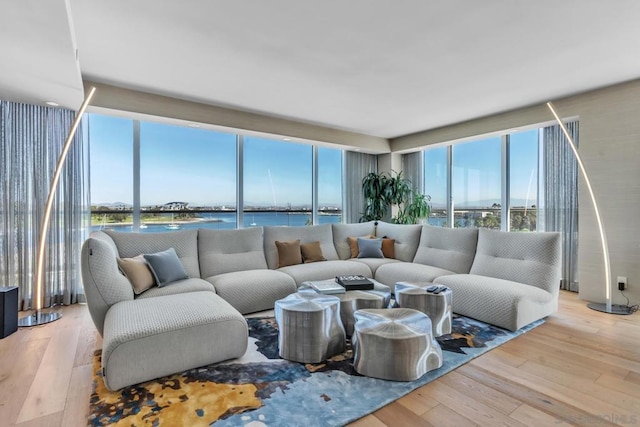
352,308 -> 443,381
395,282 -> 452,337
274,292 -> 345,363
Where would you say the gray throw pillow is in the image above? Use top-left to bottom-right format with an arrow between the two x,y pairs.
143,248 -> 189,287
357,237 -> 384,258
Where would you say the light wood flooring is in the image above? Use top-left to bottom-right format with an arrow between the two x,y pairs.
0,291 -> 638,426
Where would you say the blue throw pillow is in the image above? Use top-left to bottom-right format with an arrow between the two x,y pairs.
143,248 -> 189,287
357,237 -> 384,258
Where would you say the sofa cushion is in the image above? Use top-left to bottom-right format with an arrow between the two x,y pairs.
136,278 -> 215,299
205,270 -> 297,314
375,222 -> 422,262
105,229 -> 200,278
276,239 -> 303,267
332,222 -> 376,260
381,238 -> 395,259
470,229 -> 561,295
300,241 -> 326,263
374,262 -> 455,294
413,226 -> 478,273
264,224 -> 339,269
117,255 -> 155,294
144,248 -> 190,287
198,227 -> 268,277
434,274 -> 556,331
352,257 -> 401,275
278,260 -> 372,286
358,237 -> 384,258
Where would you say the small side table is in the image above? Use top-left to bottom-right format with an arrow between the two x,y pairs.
274,292 -> 345,363
394,282 -> 452,337
352,308 -> 443,381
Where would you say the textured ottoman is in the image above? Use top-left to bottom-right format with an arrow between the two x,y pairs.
352,308 -> 443,381
395,282 -> 453,336
275,292 -> 345,363
101,291 -> 248,391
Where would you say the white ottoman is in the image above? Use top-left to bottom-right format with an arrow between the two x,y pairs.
101,291 -> 248,391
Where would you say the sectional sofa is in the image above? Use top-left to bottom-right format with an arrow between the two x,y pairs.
81,221 -> 561,389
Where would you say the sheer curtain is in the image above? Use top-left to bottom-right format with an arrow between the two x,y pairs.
543,121 -> 579,291
0,100 -> 89,310
344,151 -> 377,223
402,151 -> 424,195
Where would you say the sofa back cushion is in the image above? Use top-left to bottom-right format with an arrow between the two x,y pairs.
104,229 -> 200,278
332,222 -> 376,260
470,229 -> 561,294
198,227 -> 268,278
413,226 -> 478,273
375,222 -> 422,262
264,224 -> 339,269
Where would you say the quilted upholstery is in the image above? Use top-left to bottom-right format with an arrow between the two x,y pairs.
413,226 -> 478,273
277,259 -> 372,286
434,274 -> 557,331
198,227 -> 268,277
205,269 -> 296,314
135,278 -> 215,299
351,257 -> 401,275
102,291 -> 247,390
331,222 -> 377,260
375,222 -> 422,262
374,261 -> 455,294
470,229 -> 561,295
105,229 -> 200,278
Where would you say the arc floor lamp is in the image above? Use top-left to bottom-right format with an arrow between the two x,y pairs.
547,102 -> 629,315
18,86 -> 96,327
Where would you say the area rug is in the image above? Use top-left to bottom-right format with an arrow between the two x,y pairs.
88,315 -> 542,427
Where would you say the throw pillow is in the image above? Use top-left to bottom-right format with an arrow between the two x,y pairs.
357,237 -> 384,258
381,237 -> 396,259
143,248 -> 189,287
347,235 -> 375,258
300,241 -> 326,263
275,239 -> 302,268
117,255 -> 155,294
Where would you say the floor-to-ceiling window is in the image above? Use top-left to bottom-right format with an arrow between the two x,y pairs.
88,113 -> 342,231
89,115 -> 134,230
140,122 -> 237,231
509,129 -> 538,231
424,129 -> 541,231
423,146 -> 448,227
452,137 -> 502,229
317,146 -> 343,224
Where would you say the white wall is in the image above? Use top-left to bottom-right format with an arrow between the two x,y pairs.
392,79 -> 640,307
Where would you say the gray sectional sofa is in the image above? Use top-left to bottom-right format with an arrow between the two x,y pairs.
81,221 -> 561,390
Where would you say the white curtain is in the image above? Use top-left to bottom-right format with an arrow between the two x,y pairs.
543,121 -> 579,292
0,100 -> 89,309
402,151 -> 424,195
344,151 -> 377,223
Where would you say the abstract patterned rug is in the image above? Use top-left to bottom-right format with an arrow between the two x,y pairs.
88,315 -> 542,426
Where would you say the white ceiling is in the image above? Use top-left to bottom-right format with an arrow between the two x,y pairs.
2,0 -> 640,139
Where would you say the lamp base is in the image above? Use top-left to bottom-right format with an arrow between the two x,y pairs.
587,302 -> 633,315
17,310 -> 62,327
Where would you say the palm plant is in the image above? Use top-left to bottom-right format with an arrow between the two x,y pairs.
360,171 -> 430,224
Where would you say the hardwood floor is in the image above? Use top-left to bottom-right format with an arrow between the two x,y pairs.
1,291 -> 638,426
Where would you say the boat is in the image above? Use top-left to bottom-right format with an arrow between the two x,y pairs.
250,215 -> 257,226
164,214 -> 181,230
140,223 -> 148,229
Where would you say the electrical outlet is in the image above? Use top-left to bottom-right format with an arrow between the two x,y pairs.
617,276 -> 628,291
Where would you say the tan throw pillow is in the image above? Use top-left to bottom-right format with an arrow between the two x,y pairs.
117,255 -> 155,294
300,241 -> 326,263
347,235 -> 375,258
381,238 -> 396,259
276,240 -> 302,268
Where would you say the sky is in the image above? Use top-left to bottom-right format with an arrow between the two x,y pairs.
88,114 -> 343,207
90,113 -> 538,209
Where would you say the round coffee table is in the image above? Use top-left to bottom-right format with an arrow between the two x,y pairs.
352,308 -> 443,381
274,292 -> 345,363
394,282 -> 452,337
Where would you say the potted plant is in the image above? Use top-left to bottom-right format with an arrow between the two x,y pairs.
360,171 -> 430,224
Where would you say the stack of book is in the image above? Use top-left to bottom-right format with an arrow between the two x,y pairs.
308,280 -> 346,294
335,275 -> 374,291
